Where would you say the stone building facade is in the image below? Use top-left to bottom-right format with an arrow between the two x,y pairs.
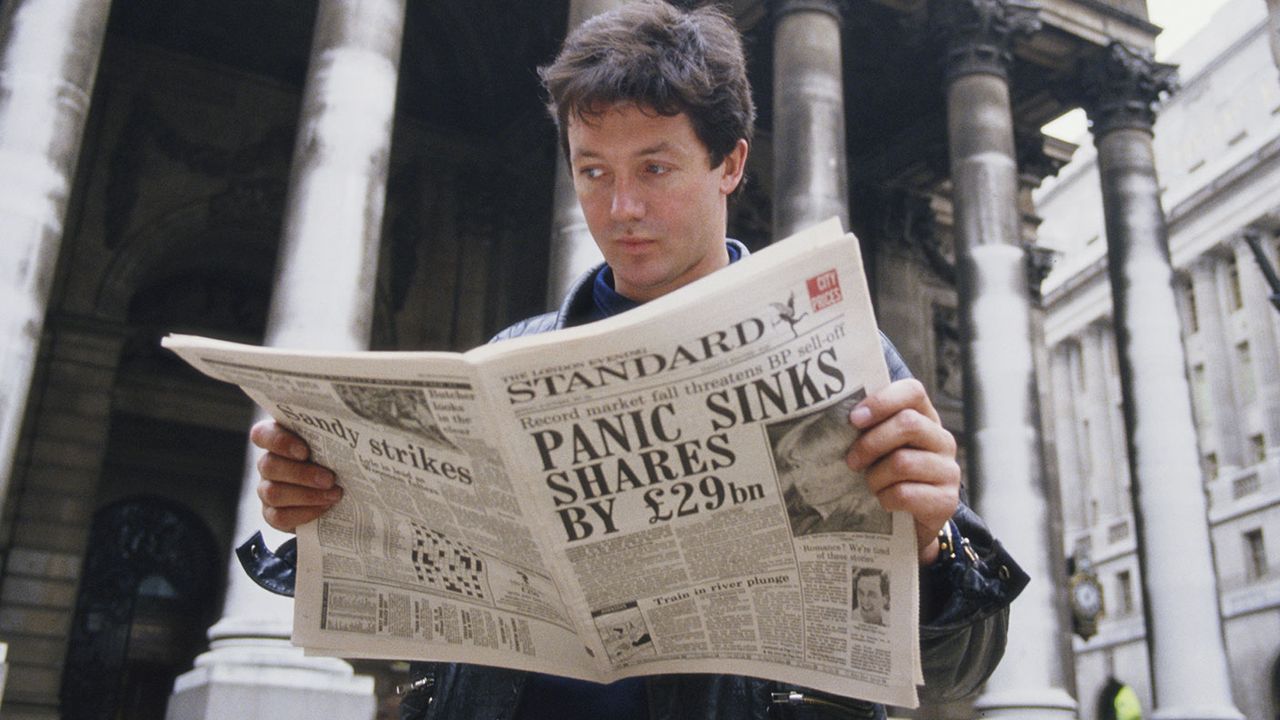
1038,0 -> 1280,717
0,0 -> 1246,718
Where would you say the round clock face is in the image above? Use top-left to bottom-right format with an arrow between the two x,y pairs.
1072,578 -> 1102,616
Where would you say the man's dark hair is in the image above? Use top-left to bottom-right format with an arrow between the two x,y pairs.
538,0 -> 756,170
856,568 -> 889,600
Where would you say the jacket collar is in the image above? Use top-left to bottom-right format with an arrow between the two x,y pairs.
553,238 -> 752,330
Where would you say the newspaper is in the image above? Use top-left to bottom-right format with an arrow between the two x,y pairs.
163,218 -> 924,707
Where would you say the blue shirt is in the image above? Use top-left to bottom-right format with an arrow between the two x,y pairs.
584,241 -> 743,323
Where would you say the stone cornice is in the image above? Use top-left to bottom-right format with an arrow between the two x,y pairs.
1016,128 -> 1075,185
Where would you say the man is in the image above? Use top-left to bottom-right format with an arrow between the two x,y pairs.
855,568 -> 890,627
245,2 -> 1026,718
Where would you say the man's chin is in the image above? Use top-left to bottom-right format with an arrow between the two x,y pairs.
610,266 -> 670,297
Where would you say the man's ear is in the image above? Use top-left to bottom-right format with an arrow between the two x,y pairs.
719,139 -> 749,195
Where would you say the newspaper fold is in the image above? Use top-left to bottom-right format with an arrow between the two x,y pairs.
163,218 -> 924,707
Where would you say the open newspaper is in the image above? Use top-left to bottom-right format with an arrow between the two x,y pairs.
163,218 -> 924,707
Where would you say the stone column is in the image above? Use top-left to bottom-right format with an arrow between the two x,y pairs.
167,1 -> 405,718
1190,256 -> 1244,469
545,0 -> 632,304
0,0 -> 111,535
1234,235 -> 1280,450
930,1 -> 1077,717
772,0 -> 848,238
1080,41 -> 1243,720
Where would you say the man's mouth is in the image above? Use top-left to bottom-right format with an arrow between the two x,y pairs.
615,236 -> 656,251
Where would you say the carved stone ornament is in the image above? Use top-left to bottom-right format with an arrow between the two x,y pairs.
1014,128 -> 1067,185
928,0 -> 1042,81
903,193 -> 956,285
933,302 -> 964,401
1024,243 -> 1057,302
1079,41 -> 1179,137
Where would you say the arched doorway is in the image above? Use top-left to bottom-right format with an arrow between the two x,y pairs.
60,497 -> 221,720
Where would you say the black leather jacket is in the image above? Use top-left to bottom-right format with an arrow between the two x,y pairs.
239,242 -> 1028,720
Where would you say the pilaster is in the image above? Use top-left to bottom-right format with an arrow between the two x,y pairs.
1232,234 -> 1280,453
1080,40 -> 1243,720
1265,0 -> 1280,74
1048,343 -> 1086,530
1189,255 -> 1243,470
1080,323 -> 1121,517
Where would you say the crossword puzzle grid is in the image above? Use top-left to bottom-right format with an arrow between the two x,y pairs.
410,524 -> 487,600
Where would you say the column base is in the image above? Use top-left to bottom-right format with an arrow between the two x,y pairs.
974,687 -> 1078,720
166,632 -> 375,720
1150,705 -> 1245,720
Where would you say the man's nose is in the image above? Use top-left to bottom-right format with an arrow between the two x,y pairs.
610,178 -> 645,221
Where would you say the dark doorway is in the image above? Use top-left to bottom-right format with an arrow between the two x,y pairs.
60,497 -> 221,720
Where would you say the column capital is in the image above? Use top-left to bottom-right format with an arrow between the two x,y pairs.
771,0 -> 844,25
928,0 -> 1041,81
1079,41 -> 1178,138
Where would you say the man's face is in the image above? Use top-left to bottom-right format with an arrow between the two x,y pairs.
567,103 -> 748,302
856,575 -> 886,625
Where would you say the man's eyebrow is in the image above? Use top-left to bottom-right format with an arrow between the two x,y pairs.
636,141 -> 673,155
571,142 -> 675,162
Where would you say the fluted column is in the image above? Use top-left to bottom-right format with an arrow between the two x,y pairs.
167,2 -> 406,718
772,0 -> 848,238
1234,235 -> 1280,450
1190,256 -> 1244,469
545,0 -> 634,303
931,1 -> 1077,717
1080,41 -> 1242,720
0,0 -> 111,537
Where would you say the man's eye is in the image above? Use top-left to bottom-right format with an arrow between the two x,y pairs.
646,164 -> 669,175
579,167 -> 604,180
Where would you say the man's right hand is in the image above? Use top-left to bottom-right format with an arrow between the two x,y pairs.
251,419 -> 343,533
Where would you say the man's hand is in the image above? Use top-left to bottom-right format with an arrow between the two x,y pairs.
251,419 -> 342,533
846,379 -> 960,565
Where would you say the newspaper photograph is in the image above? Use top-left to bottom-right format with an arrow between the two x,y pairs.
162,218 -> 924,707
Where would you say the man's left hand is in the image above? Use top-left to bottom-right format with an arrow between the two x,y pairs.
846,378 -> 960,565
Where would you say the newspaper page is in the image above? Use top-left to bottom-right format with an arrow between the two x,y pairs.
163,218 -> 923,707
